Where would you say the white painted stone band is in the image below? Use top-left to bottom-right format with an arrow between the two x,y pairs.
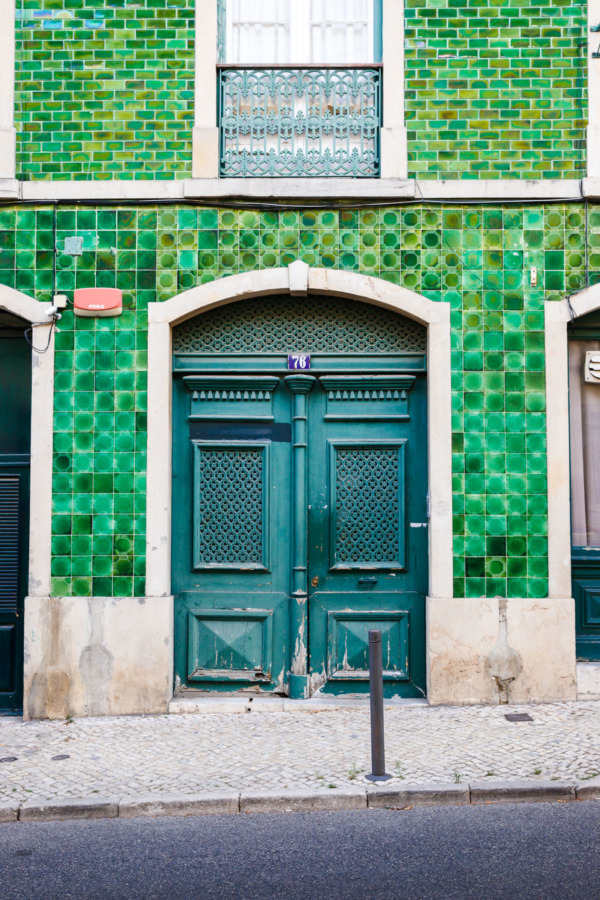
4,178 -> 594,202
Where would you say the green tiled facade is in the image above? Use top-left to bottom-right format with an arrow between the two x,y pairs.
15,0 -> 195,180
1,203 -> 599,600
14,0 -> 589,181
405,0 -> 587,179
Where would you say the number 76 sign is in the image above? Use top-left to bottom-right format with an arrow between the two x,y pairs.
287,353 -> 311,370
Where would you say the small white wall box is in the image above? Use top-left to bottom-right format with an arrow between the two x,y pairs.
585,351 -> 600,383
74,288 -> 123,318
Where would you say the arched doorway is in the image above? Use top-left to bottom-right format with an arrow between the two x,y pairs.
170,292 -> 429,698
0,310 -> 31,712
147,264 -> 452,704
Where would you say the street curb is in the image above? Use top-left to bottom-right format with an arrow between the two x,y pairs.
575,783 -> 600,800
119,792 -> 240,818
0,781 -> 587,824
240,789 -> 367,814
19,797 -> 119,822
469,780 -> 576,804
0,803 -> 19,823
367,783 -> 469,808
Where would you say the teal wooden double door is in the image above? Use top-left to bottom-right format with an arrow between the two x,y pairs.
172,296 -> 428,698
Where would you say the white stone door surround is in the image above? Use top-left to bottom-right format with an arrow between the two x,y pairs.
546,285 -> 600,700
147,264 -> 579,706
147,263 -> 453,699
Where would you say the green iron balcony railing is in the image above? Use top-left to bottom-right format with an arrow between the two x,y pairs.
218,65 -> 382,178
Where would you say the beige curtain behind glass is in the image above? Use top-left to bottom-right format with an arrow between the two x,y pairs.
570,340 -> 600,546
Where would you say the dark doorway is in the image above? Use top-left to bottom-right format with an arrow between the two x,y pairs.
0,311 -> 31,713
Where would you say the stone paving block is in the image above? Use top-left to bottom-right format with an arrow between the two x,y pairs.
2,702 -> 600,809
0,803 -> 19,823
19,797 -> 119,822
119,792 -> 240,818
240,789 -> 367,814
470,780 -> 576,804
367,783 -> 469,809
575,783 -> 600,800
169,699 -> 252,715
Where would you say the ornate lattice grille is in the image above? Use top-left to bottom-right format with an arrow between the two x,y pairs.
195,448 -> 263,566
219,67 -> 381,178
335,448 -> 400,564
173,295 -> 426,355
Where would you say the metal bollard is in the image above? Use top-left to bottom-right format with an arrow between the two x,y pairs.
365,629 -> 391,782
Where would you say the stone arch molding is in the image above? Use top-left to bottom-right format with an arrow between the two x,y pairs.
149,262 -> 450,328
146,262 -> 453,604
545,283 -> 600,599
0,284 -> 55,597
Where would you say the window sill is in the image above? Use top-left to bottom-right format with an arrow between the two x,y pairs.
183,177 -> 415,201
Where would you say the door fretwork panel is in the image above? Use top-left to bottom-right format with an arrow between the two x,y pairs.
331,442 -> 405,570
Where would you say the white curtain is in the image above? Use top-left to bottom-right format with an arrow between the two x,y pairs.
569,340 -> 600,546
226,0 -> 372,64
228,0 -> 291,65
309,0 -> 371,64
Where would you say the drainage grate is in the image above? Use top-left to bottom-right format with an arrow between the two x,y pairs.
51,755 -> 70,761
0,757 -> 17,763
504,713 -> 533,723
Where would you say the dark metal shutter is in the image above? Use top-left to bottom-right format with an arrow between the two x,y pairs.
0,476 -> 20,612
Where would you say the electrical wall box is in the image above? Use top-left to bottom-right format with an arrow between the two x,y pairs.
585,351 -> 600,383
74,288 -> 123,318
53,294 -> 68,310
64,236 -> 84,256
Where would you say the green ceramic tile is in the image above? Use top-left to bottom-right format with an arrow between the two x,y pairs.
15,0 -> 194,180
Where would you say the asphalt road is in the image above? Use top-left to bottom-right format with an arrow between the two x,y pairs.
1,801 -> 600,899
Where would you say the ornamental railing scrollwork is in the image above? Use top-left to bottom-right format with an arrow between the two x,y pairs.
218,65 -> 382,178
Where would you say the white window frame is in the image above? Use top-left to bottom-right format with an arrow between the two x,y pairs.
192,0 -> 407,180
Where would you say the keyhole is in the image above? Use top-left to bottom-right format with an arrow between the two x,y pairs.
311,576 -> 319,588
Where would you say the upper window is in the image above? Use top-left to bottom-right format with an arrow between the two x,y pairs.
223,0 -> 380,65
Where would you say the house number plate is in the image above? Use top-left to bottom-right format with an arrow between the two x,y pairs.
287,353 -> 311,370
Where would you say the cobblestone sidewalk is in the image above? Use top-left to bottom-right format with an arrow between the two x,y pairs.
2,700 -> 600,804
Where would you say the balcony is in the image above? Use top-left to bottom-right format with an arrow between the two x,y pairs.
218,65 -> 382,178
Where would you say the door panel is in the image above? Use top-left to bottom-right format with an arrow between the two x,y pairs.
0,625 -> 16,694
172,376 -> 292,693
572,554 -> 600,659
184,593 -> 287,684
307,376 -> 427,697
321,598 -> 424,683
0,469 -> 28,711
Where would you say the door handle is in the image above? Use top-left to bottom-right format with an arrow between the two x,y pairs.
358,577 -> 378,587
